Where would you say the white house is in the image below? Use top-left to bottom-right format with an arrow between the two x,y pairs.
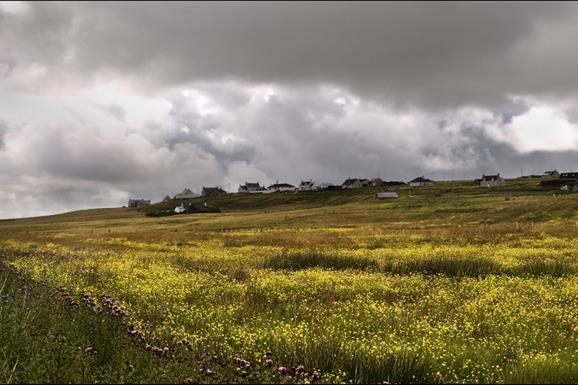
298,180 -> 317,191
476,174 -> 505,187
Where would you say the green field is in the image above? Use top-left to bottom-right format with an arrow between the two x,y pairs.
1,179 -> 578,383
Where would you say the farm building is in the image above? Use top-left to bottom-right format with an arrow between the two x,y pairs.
376,191 -> 399,199
174,188 -> 198,199
476,174 -> 505,187
268,182 -> 296,192
408,176 -> 434,187
201,186 -> 227,197
128,199 -> 151,208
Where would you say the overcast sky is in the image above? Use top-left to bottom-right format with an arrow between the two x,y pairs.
2,1 -> 578,218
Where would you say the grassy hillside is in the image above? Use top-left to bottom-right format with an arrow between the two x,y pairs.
142,178 -> 557,213
1,178 -> 578,383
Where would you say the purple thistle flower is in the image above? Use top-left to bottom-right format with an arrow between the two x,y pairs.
84,346 -> 95,355
312,371 -> 321,381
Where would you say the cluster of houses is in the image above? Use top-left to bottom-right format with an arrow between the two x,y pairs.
128,169 -> 577,207
538,170 -> 578,191
237,178 -> 409,194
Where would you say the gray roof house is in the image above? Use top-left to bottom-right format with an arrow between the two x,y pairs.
475,174 -> 505,187
408,176 -> 434,187
341,178 -> 370,189
174,188 -> 198,199
268,182 -> 296,192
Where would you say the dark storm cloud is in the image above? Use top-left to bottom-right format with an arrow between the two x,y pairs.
2,2 -> 578,218
76,2 -> 577,108
3,2 -> 577,108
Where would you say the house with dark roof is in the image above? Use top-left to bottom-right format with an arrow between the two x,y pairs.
341,178 -> 370,189
540,171 -> 577,189
475,174 -> 505,187
128,198 -> 151,208
201,186 -> 227,197
408,176 -> 434,187
542,171 -> 578,190
559,172 -> 578,179
238,182 -> 265,193
268,182 -> 296,192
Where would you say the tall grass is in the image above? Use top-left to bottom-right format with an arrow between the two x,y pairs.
262,250 -> 379,271
2,179 -> 578,383
262,250 -> 577,277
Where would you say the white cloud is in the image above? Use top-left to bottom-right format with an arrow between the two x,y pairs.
488,103 -> 578,153
3,2 -> 578,217
0,1 -> 29,15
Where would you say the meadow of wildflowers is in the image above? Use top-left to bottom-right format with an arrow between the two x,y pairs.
1,181 -> 578,383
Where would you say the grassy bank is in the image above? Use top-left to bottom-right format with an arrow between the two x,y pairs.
1,179 -> 578,383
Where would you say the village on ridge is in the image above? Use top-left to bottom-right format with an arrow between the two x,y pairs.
127,169 -> 574,208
